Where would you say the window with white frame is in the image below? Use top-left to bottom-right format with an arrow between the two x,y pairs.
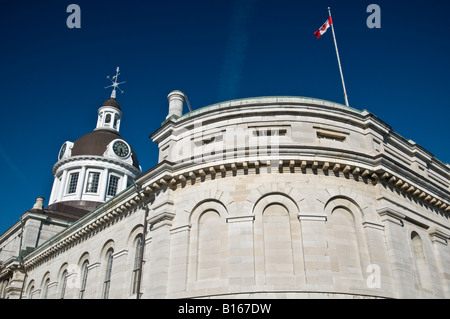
67,172 -> 79,194
85,172 -> 100,193
107,175 -> 120,197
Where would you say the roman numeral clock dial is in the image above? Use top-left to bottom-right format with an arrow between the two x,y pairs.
113,140 -> 129,158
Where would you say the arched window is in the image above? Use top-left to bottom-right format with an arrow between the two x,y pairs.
131,235 -> 143,296
187,200 -> 229,289
113,114 -> 119,129
411,232 -> 433,292
105,113 -> 111,124
79,260 -> 89,299
327,207 -> 363,284
102,248 -> 114,299
262,203 -> 294,277
197,210 -> 222,280
28,284 -> 35,299
42,278 -> 50,299
60,270 -> 68,299
252,193 -> 299,285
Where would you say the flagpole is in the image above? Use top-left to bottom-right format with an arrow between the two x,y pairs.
328,7 -> 349,107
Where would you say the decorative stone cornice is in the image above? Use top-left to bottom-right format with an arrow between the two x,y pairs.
22,154 -> 449,270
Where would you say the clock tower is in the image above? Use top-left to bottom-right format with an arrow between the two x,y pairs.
46,69 -> 141,220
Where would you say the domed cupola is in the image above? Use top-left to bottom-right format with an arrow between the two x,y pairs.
95,98 -> 122,133
46,67 -> 141,220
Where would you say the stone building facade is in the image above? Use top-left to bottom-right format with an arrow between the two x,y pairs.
1,90 -> 449,299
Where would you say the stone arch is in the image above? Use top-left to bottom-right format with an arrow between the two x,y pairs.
252,192 -> 300,217
98,240 -> 115,297
187,199 -> 228,289
324,196 -> 367,289
57,263 -> 69,280
410,231 -> 433,293
324,196 -> 364,221
57,263 -> 69,299
40,271 -> 51,289
26,279 -> 35,299
173,189 -> 235,228
127,224 -> 144,247
197,210 -> 222,280
252,193 -> 302,286
40,271 -> 51,299
77,252 -> 90,268
99,239 -> 115,260
77,252 -> 90,299
126,223 -> 145,296
189,199 -> 228,224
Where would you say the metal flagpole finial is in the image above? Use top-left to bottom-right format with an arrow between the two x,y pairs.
105,66 -> 126,99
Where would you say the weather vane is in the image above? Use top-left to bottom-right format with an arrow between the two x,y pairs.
105,67 -> 126,99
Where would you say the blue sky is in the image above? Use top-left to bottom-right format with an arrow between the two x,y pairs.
0,0 -> 448,234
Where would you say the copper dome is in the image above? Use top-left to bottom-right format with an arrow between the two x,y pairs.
71,129 -> 139,169
101,98 -> 122,111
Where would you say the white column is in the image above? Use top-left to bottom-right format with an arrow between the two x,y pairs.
76,166 -> 87,200
57,170 -> 68,202
49,176 -> 58,204
100,168 -> 109,201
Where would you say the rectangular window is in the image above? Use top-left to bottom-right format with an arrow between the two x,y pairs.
67,172 -> 79,194
85,172 -> 100,193
107,175 -> 120,197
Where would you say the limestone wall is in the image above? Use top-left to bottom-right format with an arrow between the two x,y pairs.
3,96 -> 448,299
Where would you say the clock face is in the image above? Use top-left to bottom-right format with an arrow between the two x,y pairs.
113,140 -> 130,158
59,143 -> 67,160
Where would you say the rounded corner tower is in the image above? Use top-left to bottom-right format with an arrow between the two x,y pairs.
46,95 -> 141,221
10,90 -> 449,300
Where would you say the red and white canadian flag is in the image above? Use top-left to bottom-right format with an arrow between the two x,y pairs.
314,16 -> 333,39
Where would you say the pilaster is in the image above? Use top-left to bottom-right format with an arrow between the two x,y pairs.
110,249 -> 128,299
84,262 -> 100,299
5,268 -> 25,299
167,225 -> 191,296
378,207 -> 415,298
428,226 -> 450,298
226,216 -> 255,290
298,213 -> 333,289
361,221 -> 395,296
144,211 -> 175,298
